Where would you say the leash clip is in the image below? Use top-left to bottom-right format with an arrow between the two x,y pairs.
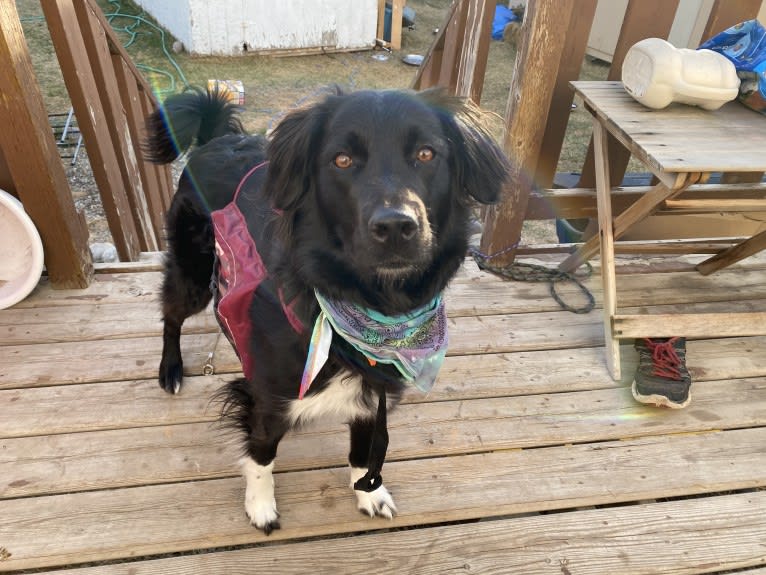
202,352 -> 215,376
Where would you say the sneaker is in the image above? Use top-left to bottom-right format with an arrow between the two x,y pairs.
631,337 -> 692,409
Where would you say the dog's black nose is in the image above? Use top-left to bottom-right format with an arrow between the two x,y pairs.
368,208 -> 419,244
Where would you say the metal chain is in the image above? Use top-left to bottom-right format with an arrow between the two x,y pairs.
470,246 -> 596,314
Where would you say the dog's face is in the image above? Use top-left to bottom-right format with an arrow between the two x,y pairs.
265,89 -> 511,313
315,92 -> 447,280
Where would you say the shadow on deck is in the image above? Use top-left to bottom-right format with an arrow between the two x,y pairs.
1,251 -> 765,574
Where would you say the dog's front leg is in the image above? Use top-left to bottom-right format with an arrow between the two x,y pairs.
241,419 -> 286,534
241,457 -> 280,534
348,418 -> 397,519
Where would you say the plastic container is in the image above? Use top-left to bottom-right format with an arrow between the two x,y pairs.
622,37 -> 740,111
0,189 -> 44,309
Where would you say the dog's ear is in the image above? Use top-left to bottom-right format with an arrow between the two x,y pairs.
418,89 -> 511,205
265,91 -> 341,212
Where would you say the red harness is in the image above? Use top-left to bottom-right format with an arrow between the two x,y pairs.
211,161 -> 303,380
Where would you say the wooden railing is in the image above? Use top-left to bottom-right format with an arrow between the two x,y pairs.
411,0 -> 495,104
42,0 -> 174,259
0,0 -> 172,288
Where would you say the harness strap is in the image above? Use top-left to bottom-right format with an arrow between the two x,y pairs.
234,160 -> 268,201
353,386 -> 388,493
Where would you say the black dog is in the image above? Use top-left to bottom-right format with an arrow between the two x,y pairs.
147,87 -> 510,533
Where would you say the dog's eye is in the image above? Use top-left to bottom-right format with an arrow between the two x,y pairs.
334,153 -> 353,169
416,147 -> 435,163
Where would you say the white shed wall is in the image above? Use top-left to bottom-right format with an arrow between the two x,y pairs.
135,0 -> 378,55
133,0 -> 193,50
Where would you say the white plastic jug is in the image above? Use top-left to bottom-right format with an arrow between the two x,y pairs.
622,37 -> 740,111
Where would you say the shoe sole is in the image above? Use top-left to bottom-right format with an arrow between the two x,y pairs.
631,380 -> 691,409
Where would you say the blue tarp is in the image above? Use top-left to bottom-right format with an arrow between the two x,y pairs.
492,5 -> 518,41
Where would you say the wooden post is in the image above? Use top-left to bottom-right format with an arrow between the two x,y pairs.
376,0 -> 404,50
533,0 -> 598,188
114,57 -> 166,245
455,0 -> 495,104
702,0 -> 762,42
479,0 -> 577,265
390,0 -> 404,51
0,1 -> 92,288
591,119 -> 620,380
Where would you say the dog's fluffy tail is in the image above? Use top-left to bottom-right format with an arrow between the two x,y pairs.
144,87 -> 246,164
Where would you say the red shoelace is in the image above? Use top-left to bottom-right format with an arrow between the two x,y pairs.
644,337 -> 683,380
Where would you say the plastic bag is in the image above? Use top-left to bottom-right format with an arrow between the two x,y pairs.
698,19 -> 766,114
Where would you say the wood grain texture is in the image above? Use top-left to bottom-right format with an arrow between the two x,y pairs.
480,0 -> 577,265
3,378 -> 764,499
2,254 -> 765,571
573,82 -> 766,175
31,492 -> 766,575
0,1 -> 92,287
2,428 -> 764,571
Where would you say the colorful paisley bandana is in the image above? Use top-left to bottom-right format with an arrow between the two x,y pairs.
299,291 -> 448,399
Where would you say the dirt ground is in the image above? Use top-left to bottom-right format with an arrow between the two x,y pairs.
17,0 -> 610,252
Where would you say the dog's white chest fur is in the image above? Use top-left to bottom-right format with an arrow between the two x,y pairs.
286,371 -> 373,426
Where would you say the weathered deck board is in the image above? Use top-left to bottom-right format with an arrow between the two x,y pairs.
32,491 -> 766,575
5,264 -> 766,340
2,429 -> 764,571
0,311 -> 608,385
13,249 -> 766,310
3,333 -> 765,391
4,338 -> 766,438
0,305 -> 605,349
0,333 -> 234,387
1,253 -> 765,573
3,379 -> 765,499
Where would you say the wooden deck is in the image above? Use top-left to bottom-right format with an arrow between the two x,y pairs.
1,251 -> 765,574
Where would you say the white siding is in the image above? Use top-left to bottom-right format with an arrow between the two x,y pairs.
133,0 -> 193,51
134,0 -> 377,55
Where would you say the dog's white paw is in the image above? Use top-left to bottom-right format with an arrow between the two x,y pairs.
350,466 -> 398,519
242,459 -> 280,534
